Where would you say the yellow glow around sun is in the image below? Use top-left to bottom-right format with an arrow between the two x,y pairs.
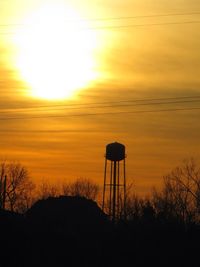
14,3 -> 98,100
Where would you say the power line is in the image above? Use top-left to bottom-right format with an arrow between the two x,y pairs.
1,99 -> 200,114
1,95 -> 200,112
77,11 -> 200,22
0,11 -> 200,27
1,20 -> 200,34
0,106 -> 199,121
86,20 -> 200,30
90,11 -> 200,21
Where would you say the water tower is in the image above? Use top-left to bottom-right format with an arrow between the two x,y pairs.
102,142 -> 126,222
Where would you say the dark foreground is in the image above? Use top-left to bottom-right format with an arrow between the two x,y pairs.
0,196 -> 199,267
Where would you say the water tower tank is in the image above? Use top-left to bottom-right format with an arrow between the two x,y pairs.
106,142 -> 125,161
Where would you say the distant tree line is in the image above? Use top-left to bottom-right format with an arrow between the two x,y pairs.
124,158 -> 200,227
1,158 -> 200,227
0,162 -> 99,213
37,177 -> 99,201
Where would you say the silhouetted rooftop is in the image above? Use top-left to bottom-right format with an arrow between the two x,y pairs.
26,196 -> 108,233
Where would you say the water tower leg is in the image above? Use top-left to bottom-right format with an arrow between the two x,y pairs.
102,159 -> 107,211
109,161 -> 113,217
117,161 -> 120,219
123,158 -> 126,220
112,160 -> 117,223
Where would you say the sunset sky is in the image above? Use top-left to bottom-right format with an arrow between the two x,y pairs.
0,0 -> 200,195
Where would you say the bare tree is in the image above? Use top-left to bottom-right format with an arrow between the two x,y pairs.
0,162 -> 35,212
152,159 -> 200,224
37,181 -> 60,200
125,194 -> 145,221
0,162 -> 7,208
36,178 -> 99,202
62,178 -> 99,201
119,183 -> 154,222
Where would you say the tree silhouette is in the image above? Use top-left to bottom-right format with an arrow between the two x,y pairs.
0,162 -> 35,212
62,178 -> 99,201
37,178 -> 99,202
0,162 -> 7,208
152,158 -> 200,225
37,181 -> 60,200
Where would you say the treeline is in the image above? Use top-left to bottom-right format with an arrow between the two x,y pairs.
126,158 -> 200,227
1,159 -> 200,267
1,158 -> 200,227
0,162 -> 99,213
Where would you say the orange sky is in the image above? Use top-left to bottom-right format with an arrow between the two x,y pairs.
0,0 -> 200,195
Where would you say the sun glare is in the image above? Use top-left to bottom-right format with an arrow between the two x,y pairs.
14,3 -> 98,100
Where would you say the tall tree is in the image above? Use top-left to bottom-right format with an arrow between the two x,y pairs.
0,162 -> 35,212
152,159 -> 200,224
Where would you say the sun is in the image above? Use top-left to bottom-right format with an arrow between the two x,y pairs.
14,3 -> 98,100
